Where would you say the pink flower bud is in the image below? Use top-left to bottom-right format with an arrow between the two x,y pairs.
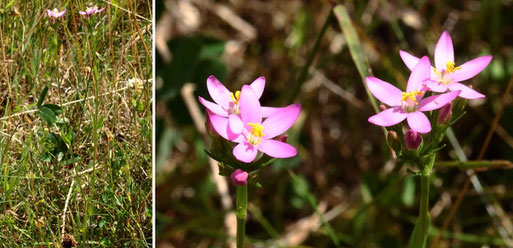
438,103 -> 452,124
386,131 -> 401,151
404,129 -> 422,150
379,104 -> 388,111
231,169 -> 248,186
276,134 -> 288,143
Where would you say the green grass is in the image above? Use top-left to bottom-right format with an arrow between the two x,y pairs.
0,0 -> 152,247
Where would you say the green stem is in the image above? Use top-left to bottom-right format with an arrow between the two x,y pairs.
409,154 -> 435,248
236,184 -> 248,248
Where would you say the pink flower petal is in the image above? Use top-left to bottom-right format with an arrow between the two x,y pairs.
261,106 -> 282,117
209,113 -> 243,142
206,75 -> 232,109
424,80 -> 448,93
365,77 -> 402,107
56,10 -> 66,17
434,31 -> 454,72
250,76 -> 265,99
450,55 -> 492,83
228,114 -> 244,134
79,11 -> 87,15
233,142 -> 258,163
447,82 -> 485,99
257,139 -> 297,158
418,90 -> 460,111
262,104 -> 301,139
407,111 -> 431,133
198,96 -> 228,117
239,85 -> 262,125
97,8 -> 105,13
399,50 -> 420,71
407,56 -> 431,92
368,107 -> 407,127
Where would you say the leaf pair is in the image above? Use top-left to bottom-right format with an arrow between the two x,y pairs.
37,86 -> 63,125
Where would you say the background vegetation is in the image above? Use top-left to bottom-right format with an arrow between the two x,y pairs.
156,0 -> 513,247
0,0 -> 152,247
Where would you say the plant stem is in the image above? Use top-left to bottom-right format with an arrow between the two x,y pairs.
409,154 -> 435,248
236,184 -> 248,248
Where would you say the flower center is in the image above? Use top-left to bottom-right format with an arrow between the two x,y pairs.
229,90 -> 241,114
401,90 -> 423,112
433,61 -> 462,85
247,123 -> 264,145
445,61 -> 462,74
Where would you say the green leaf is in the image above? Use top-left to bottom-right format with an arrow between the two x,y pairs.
38,106 -> 56,125
41,104 -> 62,115
37,86 -> 49,108
333,5 -> 378,114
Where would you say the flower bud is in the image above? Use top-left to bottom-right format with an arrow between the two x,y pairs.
404,129 -> 422,150
380,104 -> 388,111
276,134 -> 288,143
386,131 -> 401,151
438,103 -> 452,124
231,169 -> 248,186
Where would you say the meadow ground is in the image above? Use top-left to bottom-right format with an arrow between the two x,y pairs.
0,1 -> 152,247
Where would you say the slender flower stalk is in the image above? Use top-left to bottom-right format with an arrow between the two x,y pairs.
409,154 -> 436,248
235,184 -> 248,248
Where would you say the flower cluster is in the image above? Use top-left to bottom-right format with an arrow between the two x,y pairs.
79,6 -> 105,18
200,76 -> 301,165
46,6 -> 104,23
367,31 -> 491,150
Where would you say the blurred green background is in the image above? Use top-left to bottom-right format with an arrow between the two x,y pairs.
155,0 -> 513,247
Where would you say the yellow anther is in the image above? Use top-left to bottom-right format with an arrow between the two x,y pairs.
230,90 -> 241,104
445,61 -> 462,73
248,123 -> 264,137
432,67 -> 441,77
401,90 -> 423,104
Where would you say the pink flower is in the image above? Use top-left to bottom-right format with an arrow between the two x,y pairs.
209,85 -> 301,163
79,6 -> 104,18
231,169 -> 248,186
46,8 -> 66,23
399,31 -> 491,99
367,56 -> 461,133
199,75 -> 282,135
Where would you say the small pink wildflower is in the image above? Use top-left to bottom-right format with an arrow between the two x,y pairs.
209,85 -> 301,163
46,8 -> 66,23
367,56 -> 461,133
199,75 -> 283,135
399,31 -> 491,99
231,169 -> 248,186
79,6 -> 104,18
